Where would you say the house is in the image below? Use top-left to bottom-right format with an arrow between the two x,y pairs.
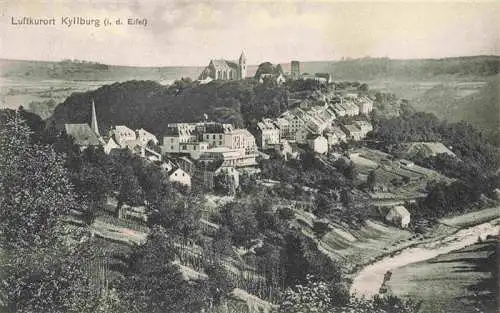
342,124 -> 363,141
354,120 -> 373,137
307,135 -> 328,154
258,73 -> 286,85
385,205 -> 411,228
198,51 -> 247,80
196,161 -> 239,192
167,168 -> 191,187
136,128 -> 158,146
274,117 -> 291,140
64,123 -> 101,151
176,156 -> 197,176
257,118 -> 280,149
109,125 -> 136,146
198,147 -> 257,168
294,127 -> 309,144
64,100 -> 103,151
275,140 -> 294,160
358,96 -> 374,115
314,73 -> 333,84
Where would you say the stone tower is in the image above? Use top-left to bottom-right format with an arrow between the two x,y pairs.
238,51 -> 247,79
91,99 -> 100,137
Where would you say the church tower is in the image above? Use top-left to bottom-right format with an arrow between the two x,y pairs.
238,51 -> 247,79
91,99 -> 100,137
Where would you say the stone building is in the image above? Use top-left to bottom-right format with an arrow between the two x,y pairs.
291,60 -> 300,78
199,51 -> 247,80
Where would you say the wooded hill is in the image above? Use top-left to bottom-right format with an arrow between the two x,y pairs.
50,79 -> 289,136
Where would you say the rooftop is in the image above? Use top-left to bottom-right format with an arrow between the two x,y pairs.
65,123 -> 100,146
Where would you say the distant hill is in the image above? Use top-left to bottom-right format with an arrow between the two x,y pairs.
0,59 -> 205,82
282,56 -> 500,81
3,55 -> 498,82
410,76 -> 499,134
50,79 -> 288,138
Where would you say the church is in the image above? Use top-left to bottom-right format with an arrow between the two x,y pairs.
199,51 -> 247,81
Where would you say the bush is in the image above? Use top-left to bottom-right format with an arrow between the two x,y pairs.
312,221 -> 330,239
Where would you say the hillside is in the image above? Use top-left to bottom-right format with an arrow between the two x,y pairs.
289,55 -> 500,81
50,79 -> 288,136
3,56 -> 498,83
409,76 -> 499,136
0,59 -> 204,82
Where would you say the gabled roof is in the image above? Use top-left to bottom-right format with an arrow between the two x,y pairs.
210,59 -> 239,71
343,124 -> 361,134
114,125 -> 135,134
389,205 -> 410,217
65,123 -> 100,146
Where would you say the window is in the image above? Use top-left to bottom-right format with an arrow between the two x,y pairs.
171,138 -> 174,142
170,145 -> 174,150
219,134 -> 223,139
212,135 -> 216,140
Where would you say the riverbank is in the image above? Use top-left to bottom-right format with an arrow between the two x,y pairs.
386,238 -> 498,313
349,206 -> 500,298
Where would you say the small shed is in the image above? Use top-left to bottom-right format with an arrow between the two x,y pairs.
385,205 -> 411,228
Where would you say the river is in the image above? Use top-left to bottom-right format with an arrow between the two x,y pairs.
350,220 -> 500,298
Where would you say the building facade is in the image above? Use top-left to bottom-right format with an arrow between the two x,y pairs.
199,51 -> 247,80
291,60 -> 300,78
257,118 -> 280,149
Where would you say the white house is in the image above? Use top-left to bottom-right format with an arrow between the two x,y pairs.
110,125 -> 136,146
167,168 -> 191,187
342,124 -> 362,141
136,128 -> 159,146
307,135 -> 328,154
385,205 -> 411,228
358,96 -> 374,115
257,118 -> 280,149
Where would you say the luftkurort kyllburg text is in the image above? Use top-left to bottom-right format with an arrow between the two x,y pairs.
10,16 -> 148,27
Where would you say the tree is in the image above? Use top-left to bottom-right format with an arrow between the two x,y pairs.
73,161 -> 110,225
118,164 -> 145,208
116,226 -> 207,313
217,201 -> 258,247
148,193 -> 202,242
0,112 -> 77,249
280,232 -> 310,287
279,275 -> 420,313
366,170 -> 377,191
4,242 -> 103,313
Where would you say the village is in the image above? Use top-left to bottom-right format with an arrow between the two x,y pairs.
62,57 -> 459,236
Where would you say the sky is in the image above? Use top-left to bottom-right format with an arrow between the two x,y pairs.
0,0 -> 499,66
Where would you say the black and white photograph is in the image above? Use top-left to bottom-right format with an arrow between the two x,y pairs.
0,0 -> 499,312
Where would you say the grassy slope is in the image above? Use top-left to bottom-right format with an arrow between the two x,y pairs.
386,238 -> 498,313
